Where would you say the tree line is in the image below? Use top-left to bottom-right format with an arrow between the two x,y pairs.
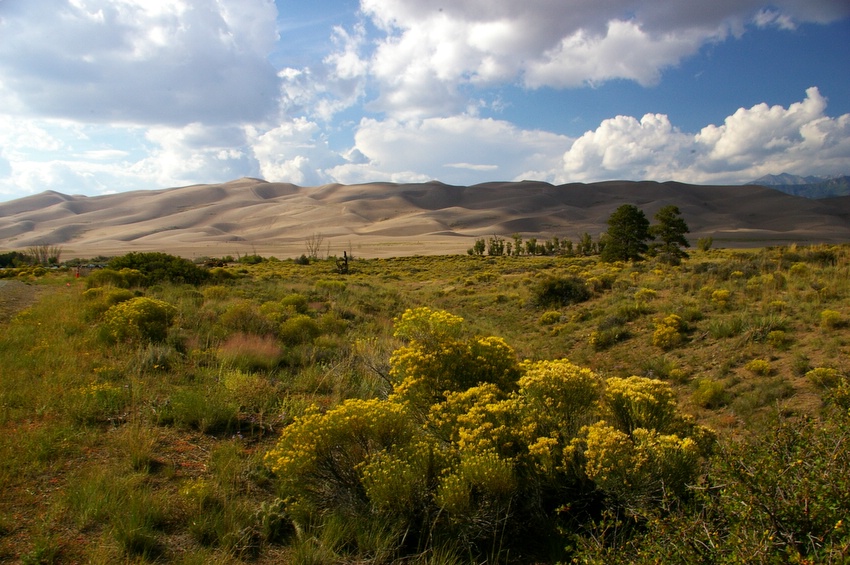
468,204 -> 697,264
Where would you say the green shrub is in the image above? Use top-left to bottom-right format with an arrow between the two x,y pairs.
201,285 -> 231,301
708,315 -> 745,339
692,379 -> 728,409
766,329 -> 790,349
85,268 -> 144,289
280,293 -> 310,314
218,300 -> 275,336
82,287 -> 136,320
279,314 -> 321,346
159,388 -> 238,434
107,252 -> 209,285
589,325 -> 629,350
316,279 -> 347,293
102,297 -> 177,343
617,301 -> 651,321
533,276 -> 591,307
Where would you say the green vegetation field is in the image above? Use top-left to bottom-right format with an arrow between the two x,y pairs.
1,245 -> 848,563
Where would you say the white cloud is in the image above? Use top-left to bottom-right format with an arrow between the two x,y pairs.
561,88 -> 850,184
132,123 -> 258,187
0,0 -> 280,125
247,118 -> 342,185
524,21 -> 711,88
562,113 -> 694,181
356,0 -> 850,116
328,115 -> 571,185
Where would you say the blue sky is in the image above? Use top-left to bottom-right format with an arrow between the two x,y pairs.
0,0 -> 848,201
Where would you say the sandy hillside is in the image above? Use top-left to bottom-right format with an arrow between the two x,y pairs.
1,178 -> 849,259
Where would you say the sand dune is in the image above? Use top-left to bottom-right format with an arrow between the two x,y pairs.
1,178 -> 849,259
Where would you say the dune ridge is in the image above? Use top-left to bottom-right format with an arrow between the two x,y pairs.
1,178 -> 849,259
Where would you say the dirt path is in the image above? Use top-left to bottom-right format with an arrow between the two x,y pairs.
0,280 -> 42,323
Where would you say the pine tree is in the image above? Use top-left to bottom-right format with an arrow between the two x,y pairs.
650,205 -> 690,264
601,204 -> 650,262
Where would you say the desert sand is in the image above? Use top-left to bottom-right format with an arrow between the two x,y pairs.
1,178 -> 849,260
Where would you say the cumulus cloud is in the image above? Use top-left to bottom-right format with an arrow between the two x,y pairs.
328,115 -> 571,185
132,123 -> 258,187
0,0 -> 280,125
561,88 -> 850,184
247,118 -> 343,186
357,0 -> 850,116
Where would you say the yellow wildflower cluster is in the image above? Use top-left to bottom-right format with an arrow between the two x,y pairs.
519,359 -> 602,438
581,422 -> 700,499
393,307 -> 464,344
744,359 -> 772,376
103,296 -> 178,343
652,313 -> 685,349
264,308 -> 711,546
634,287 -> 657,301
805,367 -> 840,388
435,450 -> 515,516
602,376 -> 679,434
389,312 -> 520,409
711,289 -> 731,308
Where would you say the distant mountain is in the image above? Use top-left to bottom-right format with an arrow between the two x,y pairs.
749,173 -> 850,199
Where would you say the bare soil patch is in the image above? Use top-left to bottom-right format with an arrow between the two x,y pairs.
0,280 -> 42,323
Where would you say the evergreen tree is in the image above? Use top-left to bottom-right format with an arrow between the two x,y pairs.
601,204 -> 650,262
650,205 -> 690,264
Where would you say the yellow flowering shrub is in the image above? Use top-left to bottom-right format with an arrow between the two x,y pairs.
805,367 -> 841,388
602,376 -> 678,434
745,358 -> 772,376
820,309 -> 844,330
435,450 -> 515,521
427,384 -> 521,456
789,262 -> 809,277
66,381 -> 130,424
580,422 -> 702,503
393,306 -> 464,345
390,308 -> 520,409
102,296 -> 177,343
652,313 -> 685,349
518,359 -> 602,439
634,288 -> 657,301
580,422 -> 640,491
360,441 -> 438,516
82,286 -> 136,320
711,289 -> 731,307
539,310 -> 562,325
264,398 -> 419,515
264,308 -> 712,559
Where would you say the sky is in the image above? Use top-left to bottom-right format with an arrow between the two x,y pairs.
0,0 -> 849,201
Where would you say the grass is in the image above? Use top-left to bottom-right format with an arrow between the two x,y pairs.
0,245 -> 848,561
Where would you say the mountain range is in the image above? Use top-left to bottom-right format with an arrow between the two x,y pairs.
1,178 -> 849,259
749,174 -> 850,199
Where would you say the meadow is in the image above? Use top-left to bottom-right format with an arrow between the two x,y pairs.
0,245 -> 848,563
